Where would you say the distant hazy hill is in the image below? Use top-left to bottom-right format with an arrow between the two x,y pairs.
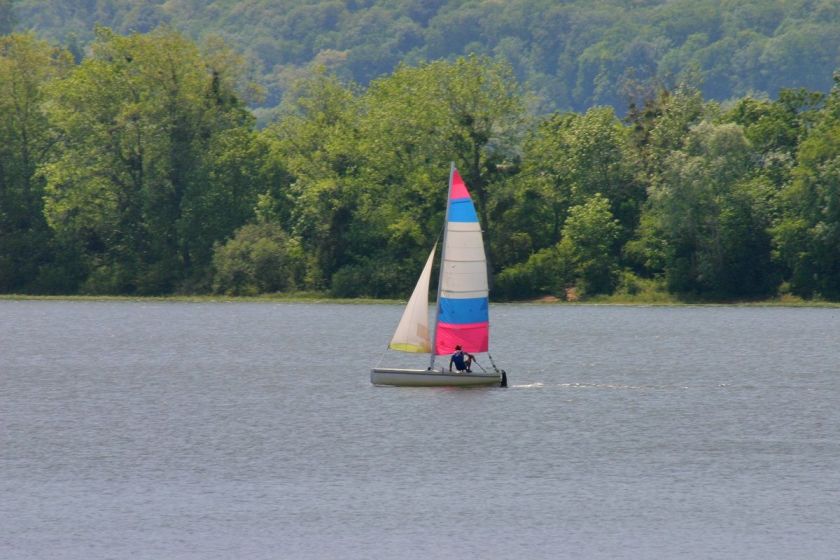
10,0 -> 840,112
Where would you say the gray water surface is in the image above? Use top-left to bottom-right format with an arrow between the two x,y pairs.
1,301 -> 839,559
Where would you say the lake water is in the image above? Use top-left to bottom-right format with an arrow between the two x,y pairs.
1,300 -> 839,559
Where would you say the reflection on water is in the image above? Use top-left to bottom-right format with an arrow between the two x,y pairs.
2,301 -> 840,559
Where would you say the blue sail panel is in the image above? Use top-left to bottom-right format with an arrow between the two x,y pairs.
448,198 -> 479,222
438,296 -> 489,324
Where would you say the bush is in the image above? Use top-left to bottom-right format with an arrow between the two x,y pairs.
212,223 -> 306,295
80,262 -> 135,295
494,244 -> 573,300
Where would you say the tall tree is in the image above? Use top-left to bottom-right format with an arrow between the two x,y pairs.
642,121 -> 773,296
42,28 -> 255,294
359,54 -> 525,272
772,76 -> 840,298
559,193 -> 621,295
496,106 -> 638,271
267,70 -> 363,291
432,54 -> 525,243
0,34 -> 72,292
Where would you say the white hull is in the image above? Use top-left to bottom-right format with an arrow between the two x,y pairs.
371,367 -> 502,387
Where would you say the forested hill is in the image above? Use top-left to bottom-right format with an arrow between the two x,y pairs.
7,0 -> 840,113
5,4 -> 840,302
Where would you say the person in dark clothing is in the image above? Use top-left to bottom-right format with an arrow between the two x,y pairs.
449,345 -> 474,373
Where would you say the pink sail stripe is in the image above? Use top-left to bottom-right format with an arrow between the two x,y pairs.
450,169 -> 471,200
434,321 -> 489,355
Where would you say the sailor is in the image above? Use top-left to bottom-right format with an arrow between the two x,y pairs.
449,345 -> 474,373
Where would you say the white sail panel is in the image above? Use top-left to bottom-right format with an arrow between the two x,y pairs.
447,221 -> 483,232
389,246 -> 436,353
443,244 -> 486,262
440,261 -> 489,293
441,225 -> 488,294
443,226 -> 485,262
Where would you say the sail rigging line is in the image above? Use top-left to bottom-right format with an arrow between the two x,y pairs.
374,341 -> 392,368
487,352 -> 507,388
471,357 -> 488,373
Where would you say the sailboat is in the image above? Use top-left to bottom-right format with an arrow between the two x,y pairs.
371,164 -> 507,388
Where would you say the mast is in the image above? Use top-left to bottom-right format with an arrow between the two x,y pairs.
429,162 -> 455,370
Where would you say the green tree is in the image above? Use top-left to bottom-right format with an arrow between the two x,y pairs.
495,105 -> 639,280
268,70 -> 363,291
508,113 -> 578,255
0,33 -> 72,292
431,54 -> 525,246
358,54 -> 525,274
494,242 -> 573,300
181,127 -> 293,291
642,121 -> 773,296
559,193 -> 621,295
494,193 -> 620,298
212,222 -> 306,295
724,89 -> 824,188
772,78 -> 840,297
42,28 -> 255,294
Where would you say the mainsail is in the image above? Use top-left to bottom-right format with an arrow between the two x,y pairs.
432,168 -> 489,355
388,245 -> 436,353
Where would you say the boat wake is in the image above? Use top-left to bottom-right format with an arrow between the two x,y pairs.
559,382 -> 688,390
508,382 -> 688,390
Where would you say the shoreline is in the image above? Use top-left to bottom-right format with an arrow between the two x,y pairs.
0,293 -> 401,305
2,293 -> 840,307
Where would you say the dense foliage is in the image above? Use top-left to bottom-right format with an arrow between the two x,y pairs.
11,0 -> 840,114
3,26 -> 840,301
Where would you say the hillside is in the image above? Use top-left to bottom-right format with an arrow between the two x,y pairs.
10,0 -> 840,113
5,4 -> 840,302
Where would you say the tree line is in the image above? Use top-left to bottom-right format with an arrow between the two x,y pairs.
3,28 -> 840,300
9,0 -> 840,116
